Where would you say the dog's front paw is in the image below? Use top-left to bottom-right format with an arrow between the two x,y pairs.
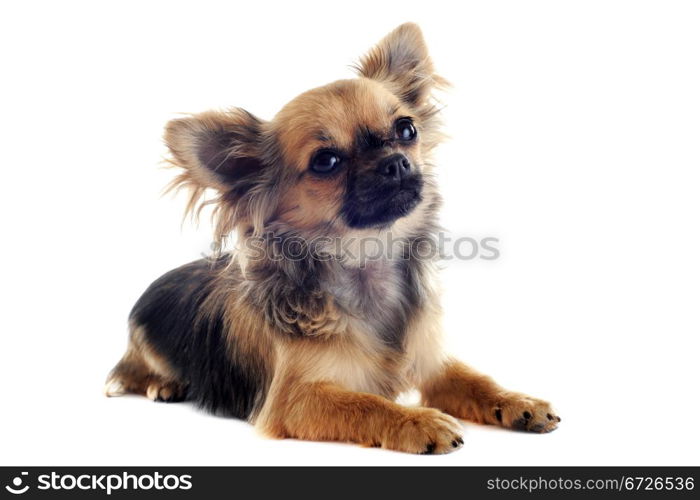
492,392 -> 560,433
385,408 -> 464,454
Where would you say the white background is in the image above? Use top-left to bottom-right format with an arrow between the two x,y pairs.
1,0 -> 699,466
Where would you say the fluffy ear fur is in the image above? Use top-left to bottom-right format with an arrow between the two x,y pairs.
164,108 -> 279,240
355,23 -> 447,107
165,108 -> 266,193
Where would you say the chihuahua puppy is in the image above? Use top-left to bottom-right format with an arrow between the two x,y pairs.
105,23 -> 559,454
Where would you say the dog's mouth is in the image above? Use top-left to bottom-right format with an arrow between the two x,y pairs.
341,174 -> 424,229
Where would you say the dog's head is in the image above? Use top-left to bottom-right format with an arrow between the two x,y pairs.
165,23 -> 446,244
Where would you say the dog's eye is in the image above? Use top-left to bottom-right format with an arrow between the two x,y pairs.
395,119 -> 417,141
310,150 -> 341,174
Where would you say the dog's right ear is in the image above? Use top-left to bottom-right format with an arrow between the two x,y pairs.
165,108 -> 267,195
165,108 -> 280,237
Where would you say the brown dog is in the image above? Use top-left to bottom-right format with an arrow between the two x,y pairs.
105,23 -> 559,454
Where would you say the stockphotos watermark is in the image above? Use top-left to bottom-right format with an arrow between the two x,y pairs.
206,231 -> 500,267
4,471 -> 192,495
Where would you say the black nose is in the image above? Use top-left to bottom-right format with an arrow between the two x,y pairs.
377,153 -> 411,180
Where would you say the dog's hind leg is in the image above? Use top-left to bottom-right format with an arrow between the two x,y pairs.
104,324 -> 187,403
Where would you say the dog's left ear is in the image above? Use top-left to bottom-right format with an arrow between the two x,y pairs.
355,23 -> 446,106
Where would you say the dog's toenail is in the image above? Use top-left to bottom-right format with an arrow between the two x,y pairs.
452,440 -> 458,448
423,442 -> 436,454
523,411 -> 532,419
547,413 -> 553,420
557,416 -> 561,422
457,437 -> 464,444
495,409 -> 502,422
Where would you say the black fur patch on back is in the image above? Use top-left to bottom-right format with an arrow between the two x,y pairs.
129,258 -> 267,419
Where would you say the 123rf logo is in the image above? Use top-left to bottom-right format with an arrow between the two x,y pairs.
4,471 -> 192,495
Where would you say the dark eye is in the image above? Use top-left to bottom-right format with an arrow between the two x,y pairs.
310,150 -> 341,174
395,119 -> 417,141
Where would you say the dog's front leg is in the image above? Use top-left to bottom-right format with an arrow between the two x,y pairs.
257,380 -> 463,454
420,359 -> 560,433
